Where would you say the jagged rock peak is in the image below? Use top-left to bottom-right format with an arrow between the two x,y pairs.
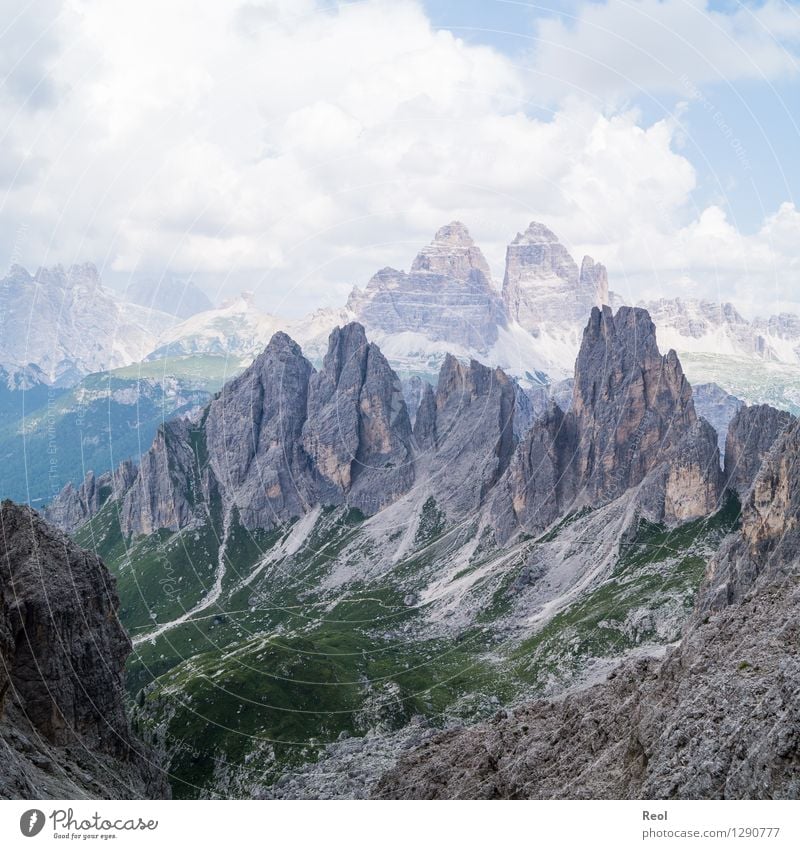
346,222 -> 504,351
432,221 -> 474,246
321,321 -> 370,382
120,419 -> 197,538
46,459 -> 137,533
33,262 -> 101,289
572,305 -> 697,501
203,325 -> 315,530
435,353 -> 509,406
491,305 -> 715,541
510,220 -> 562,246
260,329 -> 307,361
413,382 -> 437,450
502,221 -> 586,329
424,354 -> 517,516
410,221 -> 492,281
701,415 -> 800,612
303,321 -> 414,514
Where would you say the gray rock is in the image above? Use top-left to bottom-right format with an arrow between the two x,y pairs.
579,255 -> 610,307
45,460 -> 137,533
634,417 -> 724,525
116,323 -> 417,537
490,402 -> 578,540
413,382 -> 437,451
401,375 -> 430,425
502,222 -> 606,332
705,415 -> 800,610
0,501 -> 167,799
724,403 -> 795,497
204,331 -> 315,530
120,418 -> 198,537
424,354 -> 516,516
348,222 -> 506,351
510,379 -> 536,440
492,306 -> 719,539
524,378 -> 574,419
302,323 -> 414,515
571,306 -> 696,503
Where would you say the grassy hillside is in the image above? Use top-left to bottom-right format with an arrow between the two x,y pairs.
71,485 -> 742,798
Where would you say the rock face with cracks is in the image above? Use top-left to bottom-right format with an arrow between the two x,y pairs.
502,222 -> 608,332
0,501 -> 167,799
114,322 -> 415,537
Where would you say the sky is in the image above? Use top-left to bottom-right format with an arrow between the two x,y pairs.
0,0 -> 799,317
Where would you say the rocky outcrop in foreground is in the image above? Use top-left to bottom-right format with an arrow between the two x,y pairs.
0,501 -> 167,799
374,419 -> 800,799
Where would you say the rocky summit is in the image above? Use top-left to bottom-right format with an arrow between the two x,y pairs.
347,222 -> 505,352
102,322 -> 416,539
502,222 -> 608,332
45,460 -> 137,534
491,305 -> 723,541
723,403 -> 795,497
0,502 -> 167,799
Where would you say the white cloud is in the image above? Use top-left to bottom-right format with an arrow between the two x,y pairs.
0,0 -> 797,319
525,0 -> 800,104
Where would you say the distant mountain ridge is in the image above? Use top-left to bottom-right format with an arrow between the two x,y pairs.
5,226 -> 800,404
130,222 -> 800,400
0,263 -> 177,385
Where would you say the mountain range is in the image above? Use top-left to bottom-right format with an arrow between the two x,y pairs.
6,220 -> 797,512
6,222 -> 800,400
2,219 -> 799,799
17,296 -> 791,800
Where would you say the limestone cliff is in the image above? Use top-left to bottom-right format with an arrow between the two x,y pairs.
502,222 -> 607,332
422,354 -> 516,516
203,331 -> 315,529
302,323 -> 415,515
45,460 -> 137,533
